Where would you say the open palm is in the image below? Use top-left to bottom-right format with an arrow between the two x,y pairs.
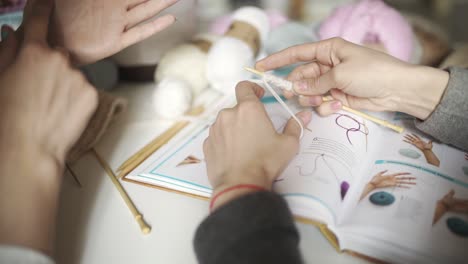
370,170 -> 416,189
50,0 -> 179,64
404,133 -> 433,151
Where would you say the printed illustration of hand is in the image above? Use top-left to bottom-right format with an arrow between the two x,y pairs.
49,0 -> 179,64
404,134 -> 440,167
360,170 -> 416,201
465,153 -> 468,161
433,190 -> 456,224
204,81 -> 312,210
0,0 -> 98,254
256,38 -> 449,119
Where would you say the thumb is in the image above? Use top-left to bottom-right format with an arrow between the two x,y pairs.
0,25 -> 19,73
282,111 -> 312,138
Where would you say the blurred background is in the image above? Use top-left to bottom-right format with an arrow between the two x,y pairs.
197,0 -> 468,42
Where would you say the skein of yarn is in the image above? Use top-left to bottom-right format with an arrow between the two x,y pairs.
206,6 -> 270,94
153,34 -> 218,119
318,0 -> 414,62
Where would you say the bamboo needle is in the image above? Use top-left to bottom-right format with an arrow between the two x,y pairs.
245,67 -> 404,133
117,105 -> 205,174
93,149 -> 151,235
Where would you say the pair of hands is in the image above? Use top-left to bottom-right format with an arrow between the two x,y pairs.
206,38 -> 449,210
433,190 -> 468,224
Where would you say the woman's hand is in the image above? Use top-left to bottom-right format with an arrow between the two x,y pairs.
49,0 -> 179,64
0,0 -> 98,253
256,38 -> 449,120
204,81 -> 311,210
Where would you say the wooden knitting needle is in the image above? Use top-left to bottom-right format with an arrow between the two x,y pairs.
245,67 -> 404,133
117,105 -> 205,175
93,148 -> 151,235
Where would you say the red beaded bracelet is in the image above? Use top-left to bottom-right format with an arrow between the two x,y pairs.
209,184 -> 267,211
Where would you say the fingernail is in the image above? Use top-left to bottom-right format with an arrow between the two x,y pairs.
308,96 -> 322,106
332,101 -> 342,110
1,25 -> 10,41
297,111 -> 312,124
294,81 -> 308,92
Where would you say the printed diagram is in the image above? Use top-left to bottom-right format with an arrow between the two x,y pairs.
295,152 -> 352,200
433,190 -> 468,237
177,155 -> 203,167
403,134 -> 440,167
359,170 -> 417,204
334,113 -> 369,148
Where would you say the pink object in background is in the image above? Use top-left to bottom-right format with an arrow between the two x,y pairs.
318,0 -> 414,62
210,9 -> 288,35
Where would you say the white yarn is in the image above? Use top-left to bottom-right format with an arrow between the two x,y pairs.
232,6 -> 271,45
152,77 -> 192,119
260,77 -> 304,139
156,44 -> 209,95
206,37 -> 255,94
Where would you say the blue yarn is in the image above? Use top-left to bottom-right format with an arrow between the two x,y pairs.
369,191 -> 395,206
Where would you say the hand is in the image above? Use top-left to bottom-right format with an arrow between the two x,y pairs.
0,0 -> 97,253
256,38 -> 449,120
370,170 -> 416,189
433,190 -> 455,224
204,81 -> 312,210
404,134 -> 433,151
360,170 -> 415,200
465,153 -> 468,161
48,0 -> 179,64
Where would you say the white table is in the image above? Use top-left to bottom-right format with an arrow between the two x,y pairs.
55,82 -> 367,264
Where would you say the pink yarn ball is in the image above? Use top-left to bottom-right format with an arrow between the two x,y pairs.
210,10 -> 289,35
318,0 -> 414,62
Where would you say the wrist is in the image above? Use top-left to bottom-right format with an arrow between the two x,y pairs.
397,66 -> 449,120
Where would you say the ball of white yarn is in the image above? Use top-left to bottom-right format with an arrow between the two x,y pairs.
156,44 -> 209,96
207,6 -> 270,94
206,37 -> 254,94
152,77 -> 192,119
232,6 -> 270,45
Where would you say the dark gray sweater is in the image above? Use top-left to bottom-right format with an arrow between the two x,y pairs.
193,67 -> 468,264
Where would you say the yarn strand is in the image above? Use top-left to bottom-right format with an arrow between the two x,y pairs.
252,77 -> 304,139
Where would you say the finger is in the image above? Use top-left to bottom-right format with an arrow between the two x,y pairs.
390,172 -> 412,177
378,170 -> 389,176
256,38 -> 348,72
411,133 -> 422,140
121,14 -> 176,50
291,69 -> 339,96
235,81 -> 264,103
126,0 -> 179,30
23,0 -> 53,44
282,111 -> 312,138
396,181 -> 417,185
283,90 -> 295,99
0,25 -> 19,72
298,95 -> 323,107
287,62 -> 331,82
315,100 -> 343,117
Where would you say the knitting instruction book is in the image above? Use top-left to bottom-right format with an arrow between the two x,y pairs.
126,96 -> 468,263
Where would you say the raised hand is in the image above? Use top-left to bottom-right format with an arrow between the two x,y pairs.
404,134 -> 433,151
403,134 -> 440,167
50,0 -> 179,64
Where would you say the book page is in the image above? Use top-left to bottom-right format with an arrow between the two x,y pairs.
127,97 -> 383,225
337,114 -> 468,262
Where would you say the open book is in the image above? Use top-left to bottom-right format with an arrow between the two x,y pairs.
126,96 -> 468,263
